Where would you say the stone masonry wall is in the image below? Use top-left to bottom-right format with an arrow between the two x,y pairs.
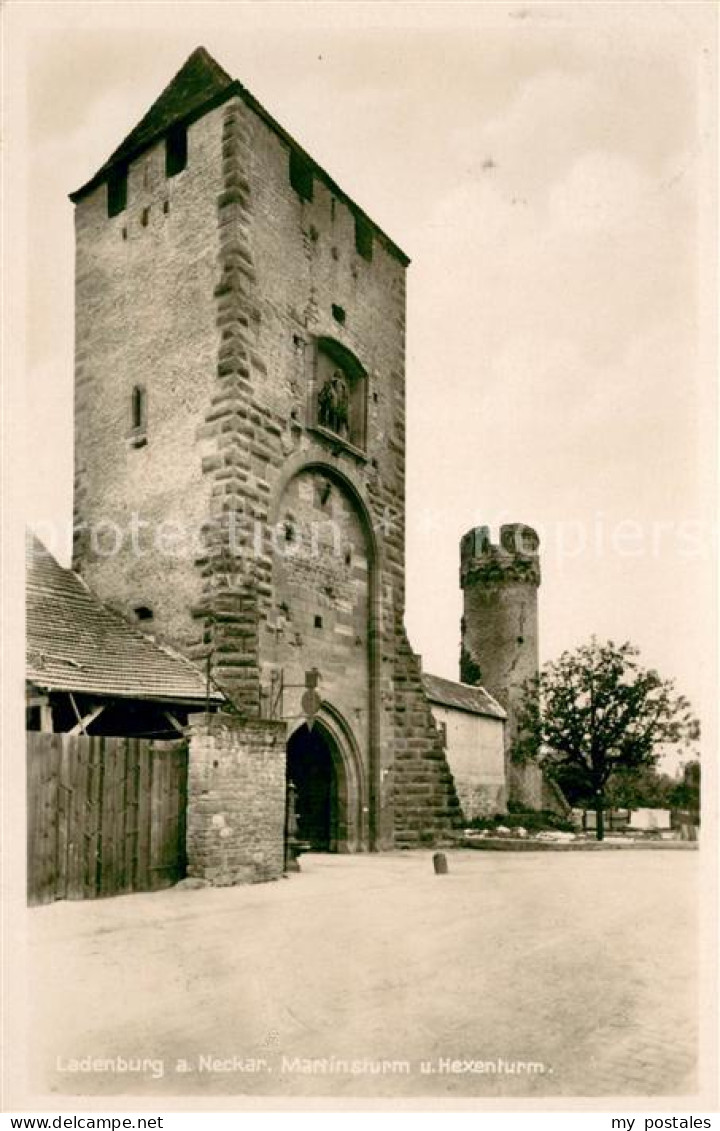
186,712 -> 287,884
268,467 -> 371,768
221,94 -> 410,847
185,98 -> 266,710
73,103 -> 226,645
460,524 -> 543,809
393,627 -> 463,846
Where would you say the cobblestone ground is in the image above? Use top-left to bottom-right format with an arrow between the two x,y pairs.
26,850 -> 700,1101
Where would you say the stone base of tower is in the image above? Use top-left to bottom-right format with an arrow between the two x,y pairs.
507,761 -> 570,816
507,761 -> 544,810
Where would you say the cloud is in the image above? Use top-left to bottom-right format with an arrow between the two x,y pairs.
548,152 -> 653,232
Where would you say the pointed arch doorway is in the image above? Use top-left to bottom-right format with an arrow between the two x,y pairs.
287,724 -> 337,851
286,715 -> 365,852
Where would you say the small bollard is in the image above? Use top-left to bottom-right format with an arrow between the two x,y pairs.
433,851 -> 448,875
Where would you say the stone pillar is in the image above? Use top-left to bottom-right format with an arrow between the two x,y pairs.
186,712 -> 287,885
459,523 -> 543,810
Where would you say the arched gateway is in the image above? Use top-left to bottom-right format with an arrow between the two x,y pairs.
286,707 -> 366,853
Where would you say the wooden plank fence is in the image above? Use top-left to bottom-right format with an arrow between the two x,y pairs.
27,733 -> 188,905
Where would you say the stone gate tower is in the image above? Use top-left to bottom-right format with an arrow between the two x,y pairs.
460,524 -> 543,808
69,46 -> 462,855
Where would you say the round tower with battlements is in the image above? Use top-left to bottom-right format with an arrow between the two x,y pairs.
460,523 -> 542,809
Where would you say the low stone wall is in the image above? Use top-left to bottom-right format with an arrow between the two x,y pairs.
462,837 -> 698,852
186,712 -> 287,885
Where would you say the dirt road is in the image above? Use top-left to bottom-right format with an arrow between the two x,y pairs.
27,850 -> 699,1100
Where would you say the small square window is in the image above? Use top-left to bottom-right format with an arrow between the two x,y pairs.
314,615 -> 323,629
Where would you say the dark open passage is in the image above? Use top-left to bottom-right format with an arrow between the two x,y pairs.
286,723 -> 339,852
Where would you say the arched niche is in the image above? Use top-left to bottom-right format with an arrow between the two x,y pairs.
310,337 -> 368,452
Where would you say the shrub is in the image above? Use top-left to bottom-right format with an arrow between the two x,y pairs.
467,810 -> 574,834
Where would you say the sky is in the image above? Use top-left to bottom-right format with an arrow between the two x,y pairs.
6,1 -> 717,747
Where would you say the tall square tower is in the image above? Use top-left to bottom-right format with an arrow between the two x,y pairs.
71,48 -> 461,850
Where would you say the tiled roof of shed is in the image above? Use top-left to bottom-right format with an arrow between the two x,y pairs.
26,533 -> 223,705
422,672 -> 506,720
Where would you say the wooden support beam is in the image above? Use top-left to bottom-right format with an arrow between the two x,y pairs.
163,711 -> 185,735
68,697 -> 105,736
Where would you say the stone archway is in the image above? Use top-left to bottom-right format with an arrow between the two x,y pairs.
286,707 -> 366,853
269,459 -> 379,850
287,724 -> 338,851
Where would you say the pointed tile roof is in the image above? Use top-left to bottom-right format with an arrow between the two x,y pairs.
71,47 -> 233,201
70,46 -> 409,265
26,532 -> 224,705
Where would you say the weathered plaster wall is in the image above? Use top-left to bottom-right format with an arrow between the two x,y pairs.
429,704 -> 506,820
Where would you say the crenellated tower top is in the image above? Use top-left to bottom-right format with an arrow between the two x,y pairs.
460,524 -> 541,590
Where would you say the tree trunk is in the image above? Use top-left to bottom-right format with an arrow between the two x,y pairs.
595,791 -> 605,841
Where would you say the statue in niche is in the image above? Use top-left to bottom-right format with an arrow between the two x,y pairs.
317,369 -> 350,439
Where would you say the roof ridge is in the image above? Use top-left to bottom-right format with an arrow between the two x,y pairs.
68,48 -> 410,266
71,46 -> 234,200
422,670 -> 507,719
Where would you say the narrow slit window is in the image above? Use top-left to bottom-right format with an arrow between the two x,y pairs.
166,124 -> 188,178
355,214 -> 373,261
131,385 -> 147,431
107,166 -> 128,218
289,149 -> 313,202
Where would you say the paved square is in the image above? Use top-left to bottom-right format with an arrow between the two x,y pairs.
28,850 -> 698,1099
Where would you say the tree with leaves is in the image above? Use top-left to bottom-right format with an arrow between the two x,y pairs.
669,760 -> 701,819
603,765 -> 677,810
513,639 -> 699,840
